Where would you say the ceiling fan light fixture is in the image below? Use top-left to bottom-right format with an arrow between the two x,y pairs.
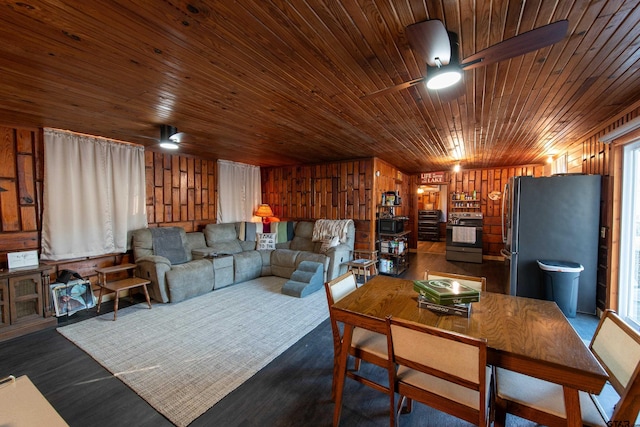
426,61 -> 462,90
159,124 -> 180,149
159,141 -> 179,149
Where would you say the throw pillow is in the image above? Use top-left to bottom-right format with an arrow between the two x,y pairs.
320,235 -> 340,253
256,232 -> 277,250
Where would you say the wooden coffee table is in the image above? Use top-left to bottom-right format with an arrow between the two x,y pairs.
95,264 -> 151,321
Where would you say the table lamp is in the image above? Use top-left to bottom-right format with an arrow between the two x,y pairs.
255,204 -> 274,225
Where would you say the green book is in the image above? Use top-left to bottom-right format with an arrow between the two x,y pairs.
413,279 -> 480,305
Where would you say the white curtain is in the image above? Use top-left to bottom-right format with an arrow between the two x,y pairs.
217,159 -> 261,223
41,129 -> 147,260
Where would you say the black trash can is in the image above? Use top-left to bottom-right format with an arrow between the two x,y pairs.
537,260 -> 584,318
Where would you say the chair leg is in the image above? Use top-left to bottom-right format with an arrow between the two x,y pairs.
493,397 -> 507,427
403,397 -> 412,414
394,395 -> 410,427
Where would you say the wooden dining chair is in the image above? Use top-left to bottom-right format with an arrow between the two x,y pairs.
493,309 -> 640,427
324,271 -> 389,401
424,270 -> 487,292
386,316 -> 491,427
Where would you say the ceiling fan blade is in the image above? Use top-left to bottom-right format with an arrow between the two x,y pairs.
460,20 -> 569,70
361,77 -> 426,99
170,131 -> 186,142
406,20 -> 451,66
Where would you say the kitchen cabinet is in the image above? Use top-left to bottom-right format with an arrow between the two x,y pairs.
0,265 -> 56,342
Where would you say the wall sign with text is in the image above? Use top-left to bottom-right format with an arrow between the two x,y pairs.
420,172 -> 447,184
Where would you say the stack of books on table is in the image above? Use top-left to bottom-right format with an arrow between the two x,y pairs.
413,279 -> 480,317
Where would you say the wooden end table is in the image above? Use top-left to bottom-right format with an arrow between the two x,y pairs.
95,264 -> 151,321
346,250 -> 378,283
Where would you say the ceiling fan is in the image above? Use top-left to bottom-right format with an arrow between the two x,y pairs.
138,124 -> 186,149
363,19 -> 569,99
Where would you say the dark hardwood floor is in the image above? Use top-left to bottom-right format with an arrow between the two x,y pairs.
0,249 -> 595,426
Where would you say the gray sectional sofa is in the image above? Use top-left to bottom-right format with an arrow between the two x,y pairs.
131,219 -> 355,303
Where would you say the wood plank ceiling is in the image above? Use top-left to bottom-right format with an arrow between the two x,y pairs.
0,0 -> 639,173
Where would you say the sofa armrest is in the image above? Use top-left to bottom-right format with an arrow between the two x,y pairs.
135,255 -> 172,303
324,243 -> 351,256
323,245 -> 353,281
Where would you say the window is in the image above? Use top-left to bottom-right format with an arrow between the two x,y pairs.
41,129 -> 147,260
619,139 -> 640,328
217,159 -> 261,223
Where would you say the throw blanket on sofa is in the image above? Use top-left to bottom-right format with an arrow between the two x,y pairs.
150,227 -> 189,265
238,222 -> 264,241
312,219 -> 352,243
238,221 -> 295,244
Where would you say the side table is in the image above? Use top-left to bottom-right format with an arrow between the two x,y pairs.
95,263 -> 151,321
346,250 -> 379,284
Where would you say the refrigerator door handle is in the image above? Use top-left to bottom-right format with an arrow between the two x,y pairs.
501,182 -> 509,243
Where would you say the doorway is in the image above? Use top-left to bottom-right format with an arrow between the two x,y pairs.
416,184 -> 446,254
619,139 -> 640,328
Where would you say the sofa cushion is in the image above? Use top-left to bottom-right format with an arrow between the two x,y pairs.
233,251 -> 262,283
289,221 -> 315,252
296,251 -> 329,272
271,249 -> 300,278
204,223 -> 243,254
259,249 -> 272,276
186,232 -> 207,251
165,259 -> 214,303
204,223 -> 237,244
149,227 -> 190,264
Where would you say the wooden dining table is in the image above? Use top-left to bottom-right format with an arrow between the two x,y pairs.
331,275 -> 608,427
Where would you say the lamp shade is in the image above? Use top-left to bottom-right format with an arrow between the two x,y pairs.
255,204 -> 274,218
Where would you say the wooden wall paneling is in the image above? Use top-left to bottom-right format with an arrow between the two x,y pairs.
0,127 -> 16,178
208,163 -> 216,221
0,231 -> 39,252
0,178 -> 19,232
145,151 -> 216,228
261,158 -> 375,250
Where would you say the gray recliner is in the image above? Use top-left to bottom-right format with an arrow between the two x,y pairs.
132,227 -> 214,303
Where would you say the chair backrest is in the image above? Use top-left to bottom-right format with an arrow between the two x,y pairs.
589,309 -> 640,422
386,317 -> 489,426
324,271 -> 358,341
387,317 -> 487,390
325,271 -> 358,305
424,270 -> 487,292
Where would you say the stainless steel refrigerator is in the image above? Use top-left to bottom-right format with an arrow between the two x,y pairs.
501,175 -> 601,314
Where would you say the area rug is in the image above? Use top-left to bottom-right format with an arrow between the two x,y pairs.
57,276 -> 329,426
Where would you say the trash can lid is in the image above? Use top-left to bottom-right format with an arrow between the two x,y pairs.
537,260 -> 584,272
